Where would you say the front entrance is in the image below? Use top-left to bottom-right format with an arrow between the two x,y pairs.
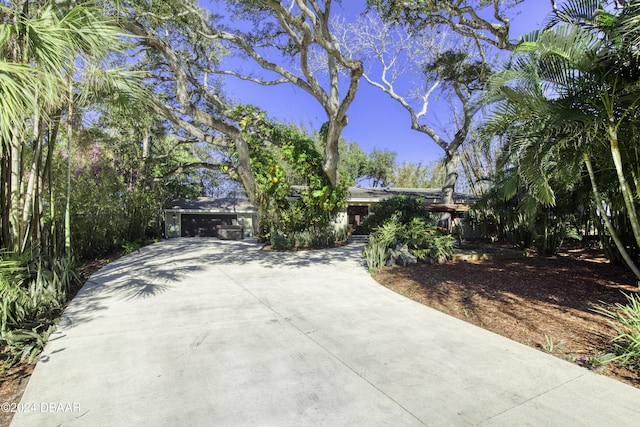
347,205 -> 369,235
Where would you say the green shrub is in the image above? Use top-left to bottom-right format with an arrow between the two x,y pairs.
270,230 -> 295,250
596,293 -> 640,367
270,226 -> 347,250
362,235 -> 391,271
363,194 -> 434,232
533,220 -> 582,256
122,238 -> 147,254
1,253 -> 79,367
363,218 -> 455,270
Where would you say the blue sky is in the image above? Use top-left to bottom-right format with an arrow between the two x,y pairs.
217,1 -> 553,166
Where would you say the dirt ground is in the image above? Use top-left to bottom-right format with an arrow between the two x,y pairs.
2,243 -> 639,426
375,243 -> 640,389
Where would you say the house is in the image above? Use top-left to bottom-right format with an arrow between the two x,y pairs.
163,197 -> 258,238
344,187 -> 476,235
163,187 -> 475,239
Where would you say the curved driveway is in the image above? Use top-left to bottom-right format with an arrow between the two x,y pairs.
11,239 -> 640,426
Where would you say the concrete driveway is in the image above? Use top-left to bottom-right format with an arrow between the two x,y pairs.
10,239 -> 640,426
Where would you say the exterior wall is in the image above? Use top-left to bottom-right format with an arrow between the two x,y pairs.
333,211 -> 348,232
166,212 -> 181,238
455,217 -> 484,240
236,213 -> 258,237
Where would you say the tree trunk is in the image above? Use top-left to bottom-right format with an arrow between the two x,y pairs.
22,114 -> 45,250
322,113 -> 348,188
607,124 -> 640,250
141,127 -> 149,173
0,152 -> 9,248
64,79 -> 73,258
45,115 -> 61,257
439,149 -> 460,229
9,132 -> 22,252
233,134 -> 259,207
584,153 -> 640,282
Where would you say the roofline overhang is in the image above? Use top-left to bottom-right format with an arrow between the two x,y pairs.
163,208 -> 257,214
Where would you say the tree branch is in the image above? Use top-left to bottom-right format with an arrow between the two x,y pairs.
154,161 -> 230,181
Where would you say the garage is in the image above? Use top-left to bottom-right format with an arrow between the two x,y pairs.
180,214 -> 236,237
163,197 -> 258,239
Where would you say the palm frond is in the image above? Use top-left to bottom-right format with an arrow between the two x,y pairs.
0,61 -> 62,145
545,0 -> 604,29
78,65 -> 150,108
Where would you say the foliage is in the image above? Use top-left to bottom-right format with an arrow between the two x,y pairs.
363,194 -> 434,232
363,226 -> 400,271
402,218 -> 456,261
362,242 -> 387,271
363,217 -> 455,271
366,0 -> 518,52
481,0 -> 640,276
233,106 -> 348,242
0,0 -> 147,260
122,239 -> 146,254
391,160 -> 444,188
69,119 -> 173,259
270,226 -> 347,251
337,140 -> 369,185
366,149 -> 397,187
471,172 -> 586,254
424,49 -> 489,92
542,334 -> 566,354
0,252 -> 79,368
362,195 -> 454,270
336,139 -> 397,187
366,219 -> 456,270
595,293 -> 640,368
575,352 -> 617,372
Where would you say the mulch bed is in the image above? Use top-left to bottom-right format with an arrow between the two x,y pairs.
374,244 -> 640,388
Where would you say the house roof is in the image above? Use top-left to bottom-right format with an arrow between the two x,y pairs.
347,187 -> 475,204
164,197 -> 257,213
164,187 -> 475,214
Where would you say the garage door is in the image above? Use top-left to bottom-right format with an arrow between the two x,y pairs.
181,214 -> 235,237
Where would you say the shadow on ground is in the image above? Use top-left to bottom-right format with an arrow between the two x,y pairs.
56,238 -> 366,330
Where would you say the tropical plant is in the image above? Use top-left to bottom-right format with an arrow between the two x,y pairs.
481,0 -> 640,277
363,194 -> 435,232
363,220 -> 403,271
270,226 -> 347,251
595,293 -> 640,368
0,1 -> 144,258
363,217 -> 455,271
0,252 -> 79,367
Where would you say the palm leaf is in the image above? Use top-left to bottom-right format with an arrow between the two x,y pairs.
544,0 -> 604,29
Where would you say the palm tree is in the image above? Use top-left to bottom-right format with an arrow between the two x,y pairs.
0,1 -> 137,257
482,0 -> 640,280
